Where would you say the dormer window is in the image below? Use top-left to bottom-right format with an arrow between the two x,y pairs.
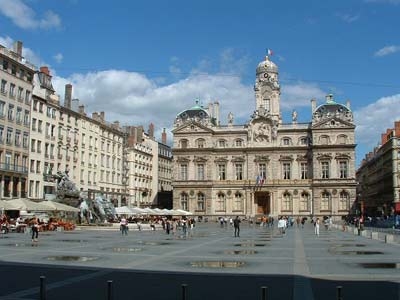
218,140 -> 226,148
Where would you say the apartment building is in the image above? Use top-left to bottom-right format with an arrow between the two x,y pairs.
0,41 -> 35,199
356,121 -> 400,216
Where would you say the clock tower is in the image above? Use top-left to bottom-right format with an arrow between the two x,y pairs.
254,55 -> 281,124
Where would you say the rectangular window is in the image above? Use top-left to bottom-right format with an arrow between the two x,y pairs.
218,164 -> 226,180
0,101 -> 5,117
8,104 -> 14,121
321,193 -> 330,210
321,161 -> 330,179
258,163 -> 267,179
0,80 -> 6,94
235,163 -> 243,180
283,163 -> 291,179
197,164 -> 204,180
180,164 -> 188,180
339,161 -> 348,179
301,162 -> 308,179
6,128 -> 12,145
9,83 -> 15,98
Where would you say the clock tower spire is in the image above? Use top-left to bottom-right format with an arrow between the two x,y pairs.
254,55 -> 281,124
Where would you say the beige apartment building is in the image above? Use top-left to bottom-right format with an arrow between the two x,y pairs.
30,75 -> 126,204
356,121 -> 400,216
172,55 -> 357,220
124,125 -> 173,208
0,41 -> 35,199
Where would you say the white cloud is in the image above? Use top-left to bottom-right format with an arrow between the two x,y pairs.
52,71 -> 254,141
354,94 -> 400,147
280,82 -> 326,110
53,53 -> 63,64
336,13 -> 360,23
365,0 -> 400,4
0,0 -> 61,30
374,45 -> 400,57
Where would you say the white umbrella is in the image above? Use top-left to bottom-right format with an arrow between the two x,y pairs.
115,206 -> 135,215
141,207 -> 157,215
40,201 -> 80,212
130,207 -> 145,214
0,199 -> 17,210
173,209 -> 193,216
5,198 -> 54,211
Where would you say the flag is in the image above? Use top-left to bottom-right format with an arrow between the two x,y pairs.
267,49 -> 273,56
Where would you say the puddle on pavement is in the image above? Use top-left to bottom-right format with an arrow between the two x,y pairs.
330,250 -> 383,255
234,243 -> 266,247
358,263 -> 400,269
332,244 -> 366,248
46,255 -> 99,262
56,239 -> 88,243
2,243 -> 33,247
137,241 -> 170,246
111,247 -> 142,252
224,250 -> 257,255
190,261 -> 245,268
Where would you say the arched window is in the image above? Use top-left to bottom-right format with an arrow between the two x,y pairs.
339,191 -> 349,211
282,192 -> 292,211
337,135 -> 347,144
196,138 -> 205,148
180,193 -> 188,211
234,192 -> 243,211
197,193 -> 205,211
320,135 -> 329,145
282,137 -> 291,146
218,139 -> 226,148
180,139 -> 188,149
321,192 -> 330,211
235,139 -> 243,147
300,192 -> 309,211
216,193 -> 226,211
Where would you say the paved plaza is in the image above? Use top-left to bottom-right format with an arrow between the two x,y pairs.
0,221 -> 399,300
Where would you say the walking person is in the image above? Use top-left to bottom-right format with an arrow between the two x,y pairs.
31,217 -> 39,242
120,217 -> 128,235
233,216 -> 241,237
314,217 -> 320,236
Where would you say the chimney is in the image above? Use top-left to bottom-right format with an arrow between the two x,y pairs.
214,101 -> 220,126
14,41 -> 23,57
346,99 -> 351,109
311,98 -> 316,114
208,102 -> 214,119
148,123 -> 154,139
64,84 -> 72,109
92,112 -> 98,121
137,126 -> 144,143
113,121 -> 120,129
161,128 -> 167,144
78,105 -> 85,115
40,66 -> 50,75
71,98 -> 79,111
100,111 -> 105,121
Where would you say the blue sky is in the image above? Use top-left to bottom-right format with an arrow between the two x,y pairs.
1,0 -> 400,167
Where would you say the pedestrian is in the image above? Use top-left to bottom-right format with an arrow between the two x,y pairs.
31,217 -> 39,242
277,216 -> 286,234
165,220 -> 171,234
314,217 -> 320,236
233,216 -> 241,237
120,217 -> 128,235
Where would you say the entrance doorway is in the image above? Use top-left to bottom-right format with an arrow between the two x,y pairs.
255,192 -> 270,215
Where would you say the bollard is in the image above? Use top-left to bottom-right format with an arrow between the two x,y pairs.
107,280 -> 113,300
40,276 -> 46,300
181,283 -> 188,300
261,286 -> 268,300
336,285 -> 343,300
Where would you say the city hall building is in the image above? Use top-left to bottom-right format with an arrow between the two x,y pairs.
172,55 -> 357,220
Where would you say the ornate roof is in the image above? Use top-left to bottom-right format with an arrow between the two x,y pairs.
256,56 -> 278,75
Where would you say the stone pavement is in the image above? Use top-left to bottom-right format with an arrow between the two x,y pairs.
0,221 -> 398,300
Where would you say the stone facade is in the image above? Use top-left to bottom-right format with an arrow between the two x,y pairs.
172,56 -> 357,220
